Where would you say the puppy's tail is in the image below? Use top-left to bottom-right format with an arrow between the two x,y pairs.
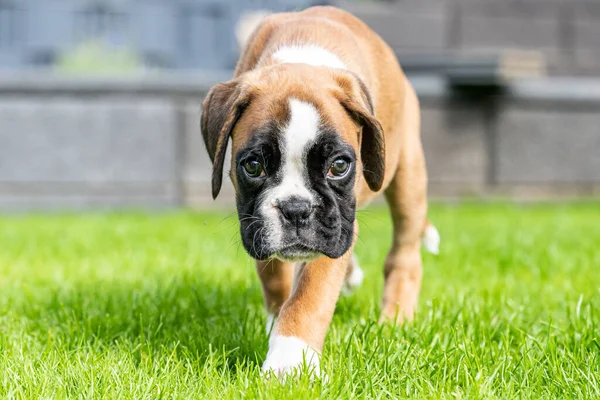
421,220 -> 440,255
236,10 -> 271,50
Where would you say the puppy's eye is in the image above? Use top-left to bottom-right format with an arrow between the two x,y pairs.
328,158 -> 350,178
243,159 -> 265,178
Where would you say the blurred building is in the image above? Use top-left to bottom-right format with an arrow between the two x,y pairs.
1,0 -> 599,75
0,0 -> 599,210
350,0 -> 600,77
0,0 -> 326,71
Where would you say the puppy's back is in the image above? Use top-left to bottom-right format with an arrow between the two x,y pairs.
235,7 -> 400,83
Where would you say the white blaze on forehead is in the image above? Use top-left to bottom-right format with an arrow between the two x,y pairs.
268,98 -> 320,204
283,99 -> 320,175
259,99 -> 320,249
272,45 -> 346,70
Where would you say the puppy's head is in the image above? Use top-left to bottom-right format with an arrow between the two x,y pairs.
201,64 -> 384,261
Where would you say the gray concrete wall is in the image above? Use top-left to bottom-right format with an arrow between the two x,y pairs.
2,0 -> 599,76
0,97 -> 179,210
341,0 -> 600,77
0,74 -> 599,211
0,0 -> 317,70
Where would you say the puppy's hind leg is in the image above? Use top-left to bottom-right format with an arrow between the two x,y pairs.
380,138 -> 429,324
342,254 -> 364,295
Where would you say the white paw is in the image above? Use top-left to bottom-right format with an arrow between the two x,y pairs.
342,254 -> 364,295
422,223 -> 440,255
262,335 -> 321,379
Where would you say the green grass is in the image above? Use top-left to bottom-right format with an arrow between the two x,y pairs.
1,203 -> 599,399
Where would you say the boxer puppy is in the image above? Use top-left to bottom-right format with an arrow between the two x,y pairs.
201,6 -> 440,378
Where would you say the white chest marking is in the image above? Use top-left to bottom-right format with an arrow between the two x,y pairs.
272,45 -> 347,70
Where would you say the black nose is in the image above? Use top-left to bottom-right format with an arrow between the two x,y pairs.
278,197 -> 313,225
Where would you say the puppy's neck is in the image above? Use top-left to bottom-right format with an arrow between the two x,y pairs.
267,44 -> 347,70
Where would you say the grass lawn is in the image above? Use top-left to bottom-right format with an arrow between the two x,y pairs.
1,203 -> 599,399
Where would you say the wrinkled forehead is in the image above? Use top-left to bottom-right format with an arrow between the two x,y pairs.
231,93 -> 358,155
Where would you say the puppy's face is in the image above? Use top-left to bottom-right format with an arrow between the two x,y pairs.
234,98 -> 357,261
201,65 -> 384,261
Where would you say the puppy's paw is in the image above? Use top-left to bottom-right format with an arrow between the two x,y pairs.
342,254 -> 364,295
422,223 -> 440,255
262,335 -> 321,380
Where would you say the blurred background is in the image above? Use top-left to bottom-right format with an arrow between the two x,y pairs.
0,0 -> 598,211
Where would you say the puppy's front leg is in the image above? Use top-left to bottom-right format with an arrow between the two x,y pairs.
262,252 -> 351,378
256,259 -> 295,333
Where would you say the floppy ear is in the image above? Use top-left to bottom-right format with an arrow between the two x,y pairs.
201,79 -> 251,199
333,72 -> 385,192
